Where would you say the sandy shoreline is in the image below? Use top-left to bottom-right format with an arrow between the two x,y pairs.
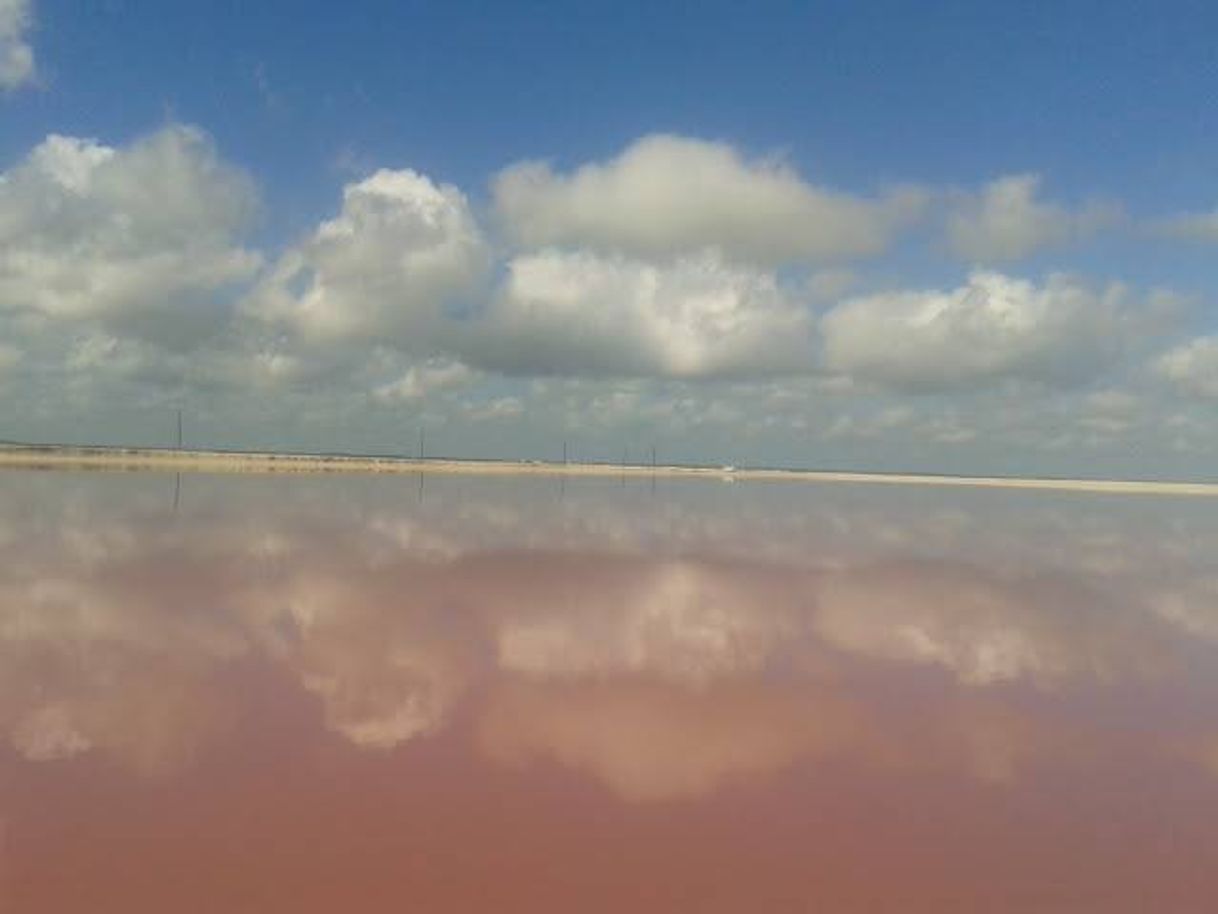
2,445 -> 1217,496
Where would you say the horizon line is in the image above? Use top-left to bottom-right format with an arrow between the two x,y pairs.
2,442 -> 1217,497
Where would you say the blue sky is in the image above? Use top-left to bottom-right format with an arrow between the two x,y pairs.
3,0 -> 1218,477
12,1 -> 1218,235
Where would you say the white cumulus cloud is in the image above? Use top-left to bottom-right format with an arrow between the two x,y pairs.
245,168 -> 489,346
947,174 -> 1119,262
821,271 -> 1144,390
0,125 -> 261,346
493,134 -> 925,264
0,0 -> 34,90
1156,336 -> 1218,398
373,357 -> 474,402
471,249 -> 816,378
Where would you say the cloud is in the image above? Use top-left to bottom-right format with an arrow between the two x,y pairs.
0,125 -> 1207,473
373,358 -> 475,403
10,704 -> 92,761
279,583 -> 470,751
247,186 -> 821,381
821,271 -> 1147,391
1155,336 -> 1218,398
1157,208 -> 1218,243
0,0 -> 33,90
464,395 -> 523,421
0,341 -> 18,376
244,168 -> 488,346
475,677 -> 1099,799
477,680 -> 865,802
493,134 -> 926,264
946,174 -> 1119,262
0,531 -> 250,774
469,249 -> 816,378
490,558 -> 802,684
0,126 -> 261,346
4,474 -> 1217,793
1150,576 -> 1218,644
814,560 -> 1166,686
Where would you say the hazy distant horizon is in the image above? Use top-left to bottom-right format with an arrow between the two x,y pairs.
7,437 -> 1218,490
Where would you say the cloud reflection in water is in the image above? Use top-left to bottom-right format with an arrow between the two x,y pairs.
0,472 -> 1216,797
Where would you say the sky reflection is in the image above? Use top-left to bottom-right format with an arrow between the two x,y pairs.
2,472 -> 1218,911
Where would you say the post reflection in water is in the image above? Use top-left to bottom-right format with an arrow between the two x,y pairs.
2,471 -> 1218,912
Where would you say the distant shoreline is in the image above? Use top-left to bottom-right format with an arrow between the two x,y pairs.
2,443 -> 1217,497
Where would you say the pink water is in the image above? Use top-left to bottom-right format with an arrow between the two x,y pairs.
2,473 -> 1217,912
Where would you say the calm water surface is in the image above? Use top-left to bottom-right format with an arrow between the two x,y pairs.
2,471 -> 1218,912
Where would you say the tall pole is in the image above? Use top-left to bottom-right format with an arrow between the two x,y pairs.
176,409 -> 183,450
563,440 -> 568,465
419,427 -> 425,461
